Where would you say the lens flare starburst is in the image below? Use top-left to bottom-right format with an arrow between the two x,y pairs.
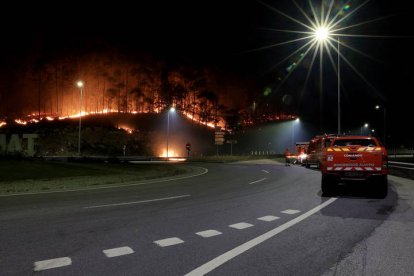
253,0 -> 398,131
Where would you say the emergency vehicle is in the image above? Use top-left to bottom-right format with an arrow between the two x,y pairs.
295,142 -> 309,165
305,134 -> 337,168
320,136 -> 388,197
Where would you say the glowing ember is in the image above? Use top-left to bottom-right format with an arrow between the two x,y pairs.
118,126 -> 134,134
182,111 -> 225,129
0,122 -> 6,128
168,157 -> 186,162
46,116 -> 55,121
15,119 -> 27,125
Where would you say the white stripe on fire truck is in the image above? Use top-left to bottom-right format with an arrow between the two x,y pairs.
355,167 -> 363,171
334,167 -> 343,171
364,167 -> 373,171
344,167 -> 353,171
375,167 -> 381,171
327,167 -> 333,171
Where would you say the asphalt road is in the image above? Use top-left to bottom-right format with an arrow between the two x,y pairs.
1,160 -> 414,275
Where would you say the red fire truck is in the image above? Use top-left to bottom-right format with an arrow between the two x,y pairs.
320,136 -> 388,197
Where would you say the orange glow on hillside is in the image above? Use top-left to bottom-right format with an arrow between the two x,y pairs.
15,119 -> 27,125
160,149 -> 179,158
182,111 -> 224,129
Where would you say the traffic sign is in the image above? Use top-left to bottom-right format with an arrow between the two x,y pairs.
215,130 -> 225,145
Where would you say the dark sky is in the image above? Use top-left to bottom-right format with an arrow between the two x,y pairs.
1,0 -> 413,145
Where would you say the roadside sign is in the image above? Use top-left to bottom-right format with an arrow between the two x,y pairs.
215,131 -> 225,145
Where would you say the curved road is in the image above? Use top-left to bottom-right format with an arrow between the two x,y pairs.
1,160 -> 413,275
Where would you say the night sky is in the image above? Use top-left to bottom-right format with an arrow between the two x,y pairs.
1,0 -> 413,145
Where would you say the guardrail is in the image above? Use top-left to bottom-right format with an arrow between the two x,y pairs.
388,148 -> 414,158
388,161 -> 414,170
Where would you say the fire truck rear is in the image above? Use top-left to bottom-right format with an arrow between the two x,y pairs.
320,136 -> 388,197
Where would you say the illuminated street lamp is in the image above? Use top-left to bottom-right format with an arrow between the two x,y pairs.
77,80 -> 84,155
375,105 -> 387,146
292,118 -> 300,149
314,27 -> 341,135
361,123 -> 369,135
166,107 -> 175,158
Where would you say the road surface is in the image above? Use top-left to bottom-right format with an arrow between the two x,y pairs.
1,160 -> 414,275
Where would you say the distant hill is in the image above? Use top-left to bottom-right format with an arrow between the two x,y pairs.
0,112 -> 217,157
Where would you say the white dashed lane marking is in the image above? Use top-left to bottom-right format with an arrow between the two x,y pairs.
154,237 -> 185,247
185,198 -> 338,276
33,257 -> 72,271
103,246 -> 134,258
249,178 -> 267,184
229,222 -> 254,230
281,209 -> 301,215
196,230 -> 223,238
257,215 -> 280,222
31,207 -> 306,270
261,170 -> 270,174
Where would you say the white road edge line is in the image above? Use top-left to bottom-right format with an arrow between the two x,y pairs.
249,178 -> 267,185
34,257 -> 72,271
261,170 -> 270,174
184,198 -> 337,276
84,194 -> 191,209
0,167 -> 208,197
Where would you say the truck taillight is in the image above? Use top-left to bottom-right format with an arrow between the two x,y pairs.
382,152 -> 388,169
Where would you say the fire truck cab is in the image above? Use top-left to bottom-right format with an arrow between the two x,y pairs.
305,134 -> 337,169
320,136 -> 388,197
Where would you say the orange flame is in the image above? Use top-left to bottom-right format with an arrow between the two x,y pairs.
160,149 -> 179,158
15,119 -> 27,125
181,111 -> 225,129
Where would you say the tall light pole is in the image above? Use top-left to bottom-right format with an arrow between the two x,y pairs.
361,123 -> 369,135
77,80 -> 84,155
337,37 -> 341,135
166,107 -> 175,158
375,105 -> 387,146
292,118 -> 300,149
314,28 -> 341,134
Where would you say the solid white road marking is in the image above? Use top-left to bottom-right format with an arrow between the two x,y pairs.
154,237 -> 184,247
257,215 -> 280,222
84,194 -> 191,209
184,198 -> 337,276
229,222 -> 254,230
103,246 -> 134,258
281,209 -> 301,215
261,170 -> 270,174
196,230 -> 223,238
34,257 -> 72,271
249,178 -> 267,185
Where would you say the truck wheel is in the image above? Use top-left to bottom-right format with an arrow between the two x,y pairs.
321,175 -> 336,197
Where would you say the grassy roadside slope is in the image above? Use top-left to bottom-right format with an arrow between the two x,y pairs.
0,160 -> 191,195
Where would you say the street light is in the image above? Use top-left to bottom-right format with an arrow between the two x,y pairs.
375,105 -> 387,146
76,80 -> 84,155
166,107 -> 175,158
292,118 -> 300,149
361,123 -> 369,135
314,27 -> 341,135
